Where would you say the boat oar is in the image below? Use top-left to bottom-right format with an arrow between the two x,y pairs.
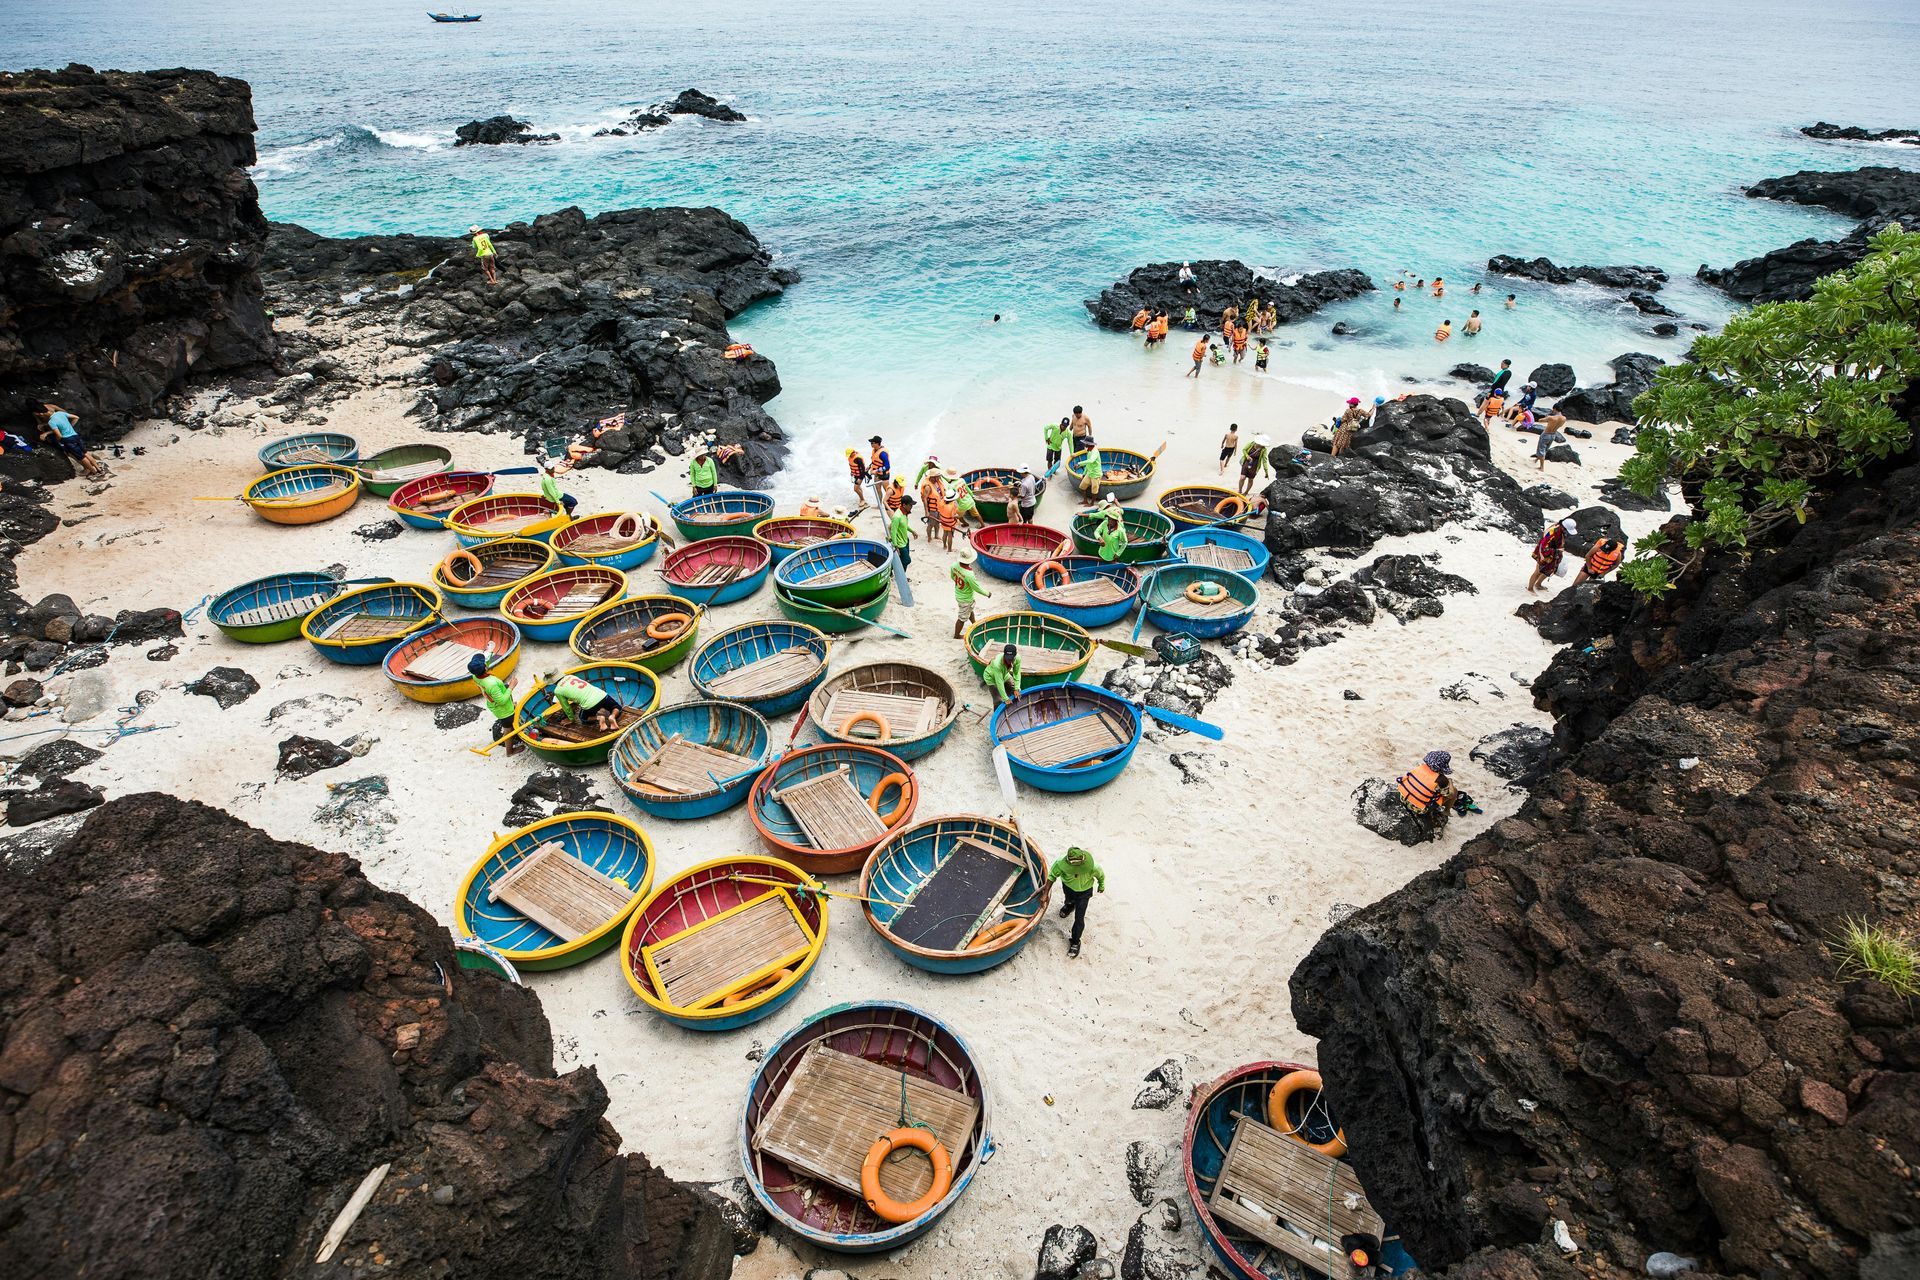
774,703 -> 813,760
791,595 -> 912,639
491,466 -> 538,477
889,549 -> 915,607
1130,567 -> 1158,643
992,743 -> 1021,832
705,763 -> 766,791
1094,638 -> 1149,658
1136,700 -> 1224,741
468,706 -> 557,757
723,872 -> 911,911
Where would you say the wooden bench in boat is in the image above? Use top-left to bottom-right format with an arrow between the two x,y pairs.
224,592 -> 333,627
640,889 -> 813,1011
277,445 -> 336,464
799,559 -> 886,589
1181,543 -> 1256,572
363,460 -> 444,484
890,838 -> 1022,952
753,1043 -> 979,1204
565,532 -> 646,554
411,488 -> 466,511
1155,591 -> 1248,620
626,733 -> 758,794
770,766 -> 888,849
701,647 -> 820,699
973,640 -> 1081,676
1209,1113 -> 1383,1280
317,611 -> 415,641
528,703 -> 641,744
822,690 -> 943,741
401,640 -> 488,682
462,556 -> 546,588
1001,707 -> 1129,768
551,585 -> 620,613
1031,577 -> 1130,608
487,841 -> 635,941
471,512 -> 544,532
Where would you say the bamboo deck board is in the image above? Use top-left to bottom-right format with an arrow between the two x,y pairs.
771,767 -> 888,849
582,622 -> 683,660
552,586 -> 620,613
1006,712 -> 1127,768
799,560 -> 884,589
646,893 -> 809,1009
473,513 -> 544,532
318,611 -> 415,641
702,648 -> 819,698
822,691 -> 941,740
1031,578 -> 1129,607
566,533 -> 645,554
630,734 -> 757,794
487,842 -> 632,941
278,446 -> 334,464
673,562 -> 750,587
466,557 -> 545,587
1209,1116 -> 1381,1279
226,592 -> 331,627
1154,592 -> 1249,620
1182,544 -> 1256,571
402,641 -> 487,681
366,461 -> 443,483
531,704 -> 640,743
974,641 -> 1082,675
754,1044 -> 979,1202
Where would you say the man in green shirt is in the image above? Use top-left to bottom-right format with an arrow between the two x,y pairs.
1048,846 -> 1106,958
888,494 -> 918,569
1077,446 -> 1104,504
982,643 -> 1021,705
688,448 -> 718,495
550,672 -> 618,734
470,654 -> 522,754
470,225 -> 498,285
1091,497 -> 1127,562
950,547 -> 991,639
1043,418 -> 1069,472
538,460 -> 578,517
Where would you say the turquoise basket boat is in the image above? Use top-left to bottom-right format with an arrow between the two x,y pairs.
299,582 -> 442,665
773,538 -> 895,607
1140,565 -> 1258,638
609,700 -> 773,820
210,571 -> 349,643
552,511 -> 661,571
432,538 -> 556,610
690,621 -> 831,717
773,578 -> 890,634
1020,557 -> 1142,628
989,682 -> 1143,793
355,443 -> 453,497
257,430 -> 359,471
670,489 -> 775,542
860,815 -> 1052,974
453,811 -> 655,971
807,662 -> 960,761
1169,527 -> 1272,582
514,661 -> 662,765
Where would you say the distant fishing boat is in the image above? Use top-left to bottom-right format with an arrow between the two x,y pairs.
428,12 -> 482,21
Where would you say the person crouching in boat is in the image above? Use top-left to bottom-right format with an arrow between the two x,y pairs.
1091,497 -> 1127,562
538,458 -> 578,517
1396,750 -> 1460,832
470,225 -> 498,285
471,655 -> 523,755
982,642 -> 1021,705
1048,846 -> 1105,960
551,672 -> 620,735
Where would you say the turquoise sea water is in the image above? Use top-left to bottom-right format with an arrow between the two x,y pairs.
8,0 -> 1920,482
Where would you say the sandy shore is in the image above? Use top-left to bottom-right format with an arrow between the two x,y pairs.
10,331 -> 1655,1277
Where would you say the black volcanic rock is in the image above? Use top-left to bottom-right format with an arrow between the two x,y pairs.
1803,121 -> 1920,144
1447,362 -> 1495,385
1745,166 -> 1920,221
452,115 -> 558,146
1699,166 -> 1920,302
594,110 -> 670,137
1487,255 -> 1668,291
1555,352 -> 1664,424
1624,290 -> 1677,316
665,89 -> 745,123
0,66 -> 274,437
1085,260 -> 1373,331
1526,362 -> 1576,397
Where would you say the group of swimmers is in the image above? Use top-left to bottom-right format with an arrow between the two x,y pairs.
1390,271 -> 1517,343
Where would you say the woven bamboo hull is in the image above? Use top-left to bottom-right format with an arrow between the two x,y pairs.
502,568 -> 629,642
970,524 -> 1070,583
690,622 -> 831,717
453,812 -> 654,970
210,572 -> 344,643
553,512 -> 661,570
1142,565 -> 1257,639
1070,508 -> 1174,564
860,816 -> 1050,974
774,539 -> 896,607
962,467 -> 1045,523
1067,448 -> 1155,502
1019,558 -> 1142,629
963,612 -> 1095,687
1159,484 -> 1252,532
257,431 -> 359,471
748,743 -> 918,875
806,662 -> 960,762
389,470 -> 493,529
383,618 -> 522,703
300,583 -> 442,665
772,581 -> 888,634
447,493 -> 566,547
753,516 -> 857,564
244,465 -> 363,526
435,538 -> 558,610
357,443 -> 453,497
609,700 -> 772,820
663,536 -> 773,606
670,490 -> 775,542
247,486 -> 360,525
568,596 -> 701,672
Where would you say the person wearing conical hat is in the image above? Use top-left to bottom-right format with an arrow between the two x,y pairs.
946,467 -> 984,529
797,495 -> 825,518
933,479 -> 960,552
950,546 -> 991,640
470,225 -> 498,285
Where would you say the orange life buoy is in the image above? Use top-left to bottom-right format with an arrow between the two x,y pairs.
646,613 -> 692,641
860,1127 -> 954,1225
1034,560 -> 1070,589
442,549 -> 483,585
1185,581 -> 1228,605
611,512 -> 642,542
868,772 -> 910,822
839,711 -> 891,742
1212,494 -> 1248,517
721,968 -> 794,1008
1267,1069 -> 1348,1158
966,919 -> 1021,951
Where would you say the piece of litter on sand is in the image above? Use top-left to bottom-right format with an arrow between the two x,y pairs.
1678,757 -> 1699,770
1553,1220 -> 1578,1254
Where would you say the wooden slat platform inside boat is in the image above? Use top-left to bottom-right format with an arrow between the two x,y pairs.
770,766 -> 888,849
643,890 -> 812,1010
1209,1113 -> 1382,1279
822,690 -> 942,739
487,841 -> 633,940
628,733 -> 757,794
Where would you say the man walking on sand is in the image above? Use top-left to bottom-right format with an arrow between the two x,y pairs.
470,225 -> 498,285
950,547 -> 991,640
1048,846 -> 1105,959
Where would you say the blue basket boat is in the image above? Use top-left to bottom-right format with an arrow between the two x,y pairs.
989,682 -> 1143,793
299,582 -> 442,665
552,511 -> 662,571
807,662 -> 960,761
860,815 -> 1051,974
660,536 -> 772,606
256,430 -> 359,471
210,571 -> 350,644
1140,565 -> 1258,638
1169,527 -> 1272,583
741,1001 -> 992,1252
514,661 -> 662,766
670,489 -> 775,542
609,700 -> 773,820
1184,1061 -> 1418,1279
1066,445 -> 1156,501
690,621 -> 832,717
432,538 -> 556,609
1020,556 -> 1142,628
773,538 -> 896,607
453,811 -> 654,971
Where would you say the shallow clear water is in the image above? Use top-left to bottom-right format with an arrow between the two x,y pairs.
9,0 -> 1919,478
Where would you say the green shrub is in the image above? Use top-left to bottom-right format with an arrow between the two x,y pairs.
1832,916 -> 1920,997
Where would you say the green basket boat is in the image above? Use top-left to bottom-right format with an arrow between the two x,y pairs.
964,611 -> 1096,686
1070,505 -> 1174,564
773,578 -> 890,634
355,443 -> 454,497
568,594 -> 703,672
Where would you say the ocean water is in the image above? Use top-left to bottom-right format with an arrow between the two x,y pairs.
8,0 -> 1920,488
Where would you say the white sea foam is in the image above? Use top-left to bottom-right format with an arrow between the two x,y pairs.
366,126 -> 446,151
250,133 -> 345,176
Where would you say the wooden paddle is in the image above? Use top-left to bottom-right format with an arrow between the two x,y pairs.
1136,700 -> 1225,741
1130,567 -> 1159,643
468,706 -> 555,757
1094,637 -> 1149,658
889,549 -> 914,607
992,742 -> 1022,835
785,594 -> 912,639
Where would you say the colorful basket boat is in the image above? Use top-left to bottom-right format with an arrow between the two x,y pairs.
382,616 -> 521,703
389,469 -> 493,530
1020,557 -> 1142,628
568,595 -> 701,671
660,536 -> 771,606
1067,446 -> 1156,502
299,582 -> 442,665
748,743 -> 920,876
609,700 -> 773,820
620,855 -> 827,1031
969,522 -> 1071,582
446,492 -> 566,547
964,611 -> 1094,687
513,661 -> 662,765
753,514 -> 857,565
1070,505 -> 1174,564
209,571 -> 348,644
807,662 -> 960,761
432,537 -> 557,610
773,579 -> 890,634
1158,483 -> 1253,532
1169,527 -> 1272,582
860,815 -> 1051,974
988,682 -> 1142,792
670,489 -> 775,542
551,511 -> 661,571
690,621 -> 831,717
773,538 -> 895,608
243,464 -> 361,525
1140,565 -> 1258,638
453,811 -> 655,971
354,442 -> 453,497
960,467 -> 1046,523
740,1001 -> 992,1252
257,431 -> 359,471
501,566 -> 628,642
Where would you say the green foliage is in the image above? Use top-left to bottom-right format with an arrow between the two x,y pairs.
1619,224 -> 1920,594
1832,917 -> 1920,997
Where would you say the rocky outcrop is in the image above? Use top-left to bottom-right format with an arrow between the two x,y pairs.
0,793 -> 736,1279
1085,260 -> 1373,331
1555,352 -> 1664,425
1803,122 -> 1919,145
1699,166 -> 1920,303
1292,452 -> 1920,1279
452,115 -> 559,146
262,204 -> 799,484
595,110 -> 671,137
0,65 -> 274,437
665,89 -> 746,123
1527,362 -> 1576,397
1487,255 -> 1668,292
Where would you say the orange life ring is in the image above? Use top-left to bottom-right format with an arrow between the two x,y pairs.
611,512 -> 642,541
860,1128 -> 953,1224
1034,560 -> 1070,589
966,919 -> 1021,951
839,711 -> 891,742
646,613 -> 692,641
868,772 -> 910,822
721,968 -> 793,1008
1213,494 -> 1248,517
1185,581 -> 1228,605
1267,1069 -> 1348,1158
442,549 -> 483,585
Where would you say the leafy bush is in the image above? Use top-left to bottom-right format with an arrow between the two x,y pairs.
1618,224 -> 1920,596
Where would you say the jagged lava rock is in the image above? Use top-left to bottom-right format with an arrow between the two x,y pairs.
275,734 -> 352,780
452,115 -> 558,146
1555,352 -> 1664,424
1352,775 -> 1443,846
1700,166 -> 1920,302
1487,256 -> 1669,291
185,665 -> 259,708
1036,1223 -> 1099,1280
665,89 -> 746,122
1449,361 -> 1496,385
1085,259 -> 1373,331
1526,362 -> 1576,396
1467,724 -> 1553,786
1803,122 -> 1920,144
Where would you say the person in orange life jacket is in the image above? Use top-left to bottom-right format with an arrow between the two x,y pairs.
844,449 -> 868,505
1574,536 -> 1625,586
1397,750 -> 1473,829
867,436 -> 891,511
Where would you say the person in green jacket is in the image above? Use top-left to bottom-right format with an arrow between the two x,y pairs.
950,547 -> 991,639
470,654 -> 522,754
550,672 -> 619,734
1048,846 -> 1106,958
688,448 -> 718,496
1076,446 -> 1104,504
1043,418 -> 1069,472
470,224 -> 498,285
982,643 -> 1021,705
888,494 -> 918,570
1091,497 -> 1127,562
538,460 -> 578,517
1237,435 -> 1270,498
